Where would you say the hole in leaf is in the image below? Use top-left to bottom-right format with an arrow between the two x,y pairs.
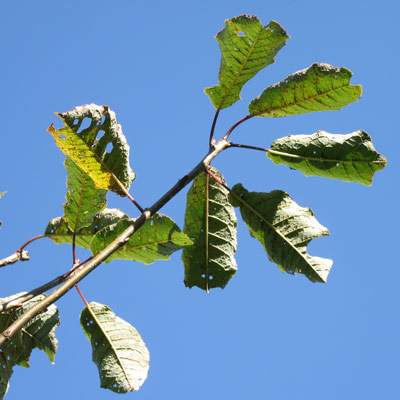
73,119 -> 79,125
313,151 -> 317,155
249,40 -> 253,44
336,162 -> 340,166
97,130 -> 105,140
105,142 -> 113,153
101,115 -> 106,125
209,275 -> 214,280
237,31 -> 246,37
78,117 -> 92,133
201,274 -> 206,278
59,134 -> 66,140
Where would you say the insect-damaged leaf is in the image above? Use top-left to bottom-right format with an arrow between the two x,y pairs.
0,294 -> 60,399
267,130 -> 387,185
230,184 -> 332,282
249,63 -> 362,117
90,213 -> 192,264
80,302 -> 149,393
182,167 -> 238,291
47,104 -> 135,196
205,15 -> 288,110
45,209 -> 127,249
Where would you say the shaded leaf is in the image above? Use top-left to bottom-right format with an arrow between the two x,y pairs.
64,158 -> 107,231
45,209 -> 127,249
80,302 -> 149,393
47,104 -> 135,196
182,167 -> 238,291
91,213 -> 192,264
249,63 -> 362,117
0,294 -> 59,399
230,184 -> 332,282
268,130 -> 387,185
205,15 -> 288,110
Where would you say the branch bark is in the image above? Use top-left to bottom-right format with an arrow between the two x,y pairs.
0,139 -> 230,347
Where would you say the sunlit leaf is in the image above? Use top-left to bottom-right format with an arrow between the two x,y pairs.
205,15 -> 289,110
91,213 -> 192,264
268,130 -> 387,185
182,167 -> 238,291
63,158 -> 107,231
47,104 -> 135,196
80,302 -> 149,393
249,63 -> 362,117
45,209 -> 127,249
230,184 -> 332,282
0,294 -> 59,399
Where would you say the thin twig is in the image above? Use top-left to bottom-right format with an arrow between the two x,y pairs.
0,138 -> 231,347
209,108 -> 221,147
228,142 -> 269,152
111,172 -> 144,213
223,115 -> 254,141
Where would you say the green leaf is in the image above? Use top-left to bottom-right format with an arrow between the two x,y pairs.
249,63 -> 362,117
63,158 -> 107,232
80,302 -> 149,393
182,167 -> 238,291
91,213 -> 192,264
230,184 -> 332,282
268,130 -> 387,185
0,294 -> 60,399
205,15 -> 289,110
47,104 -> 135,196
45,209 -> 127,249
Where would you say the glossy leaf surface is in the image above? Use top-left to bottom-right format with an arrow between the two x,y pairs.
47,104 -> 135,195
230,184 -> 332,282
80,302 -> 149,393
249,63 -> 362,117
205,15 -> 288,110
0,294 -> 59,400
182,167 -> 238,291
91,213 -> 192,264
268,130 -> 387,185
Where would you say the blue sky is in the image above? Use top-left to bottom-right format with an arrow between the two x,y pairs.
0,1 -> 398,399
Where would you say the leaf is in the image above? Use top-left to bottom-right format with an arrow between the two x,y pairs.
249,63 -> 362,117
45,208 -> 127,249
268,130 -> 387,185
230,184 -> 332,282
182,167 -> 238,291
205,15 -> 289,110
47,104 -> 135,196
63,158 -> 107,232
91,213 -> 192,264
80,302 -> 149,393
0,294 -> 60,399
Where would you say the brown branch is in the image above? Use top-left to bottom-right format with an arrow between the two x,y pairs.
0,138 -> 231,347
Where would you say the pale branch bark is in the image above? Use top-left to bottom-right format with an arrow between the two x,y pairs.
0,250 -> 30,267
0,139 -> 231,347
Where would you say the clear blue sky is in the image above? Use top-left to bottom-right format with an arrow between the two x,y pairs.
0,1 -> 398,399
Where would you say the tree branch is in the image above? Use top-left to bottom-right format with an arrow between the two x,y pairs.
0,138 -> 231,347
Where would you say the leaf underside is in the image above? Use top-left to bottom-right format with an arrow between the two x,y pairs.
182,167 -> 238,291
80,302 -> 149,393
90,213 -> 193,264
268,130 -> 387,185
0,294 -> 60,399
47,104 -> 135,196
230,184 -> 332,282
249,63 -> 362,117
45,208 -> 128,249
205,15 -> 289,110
